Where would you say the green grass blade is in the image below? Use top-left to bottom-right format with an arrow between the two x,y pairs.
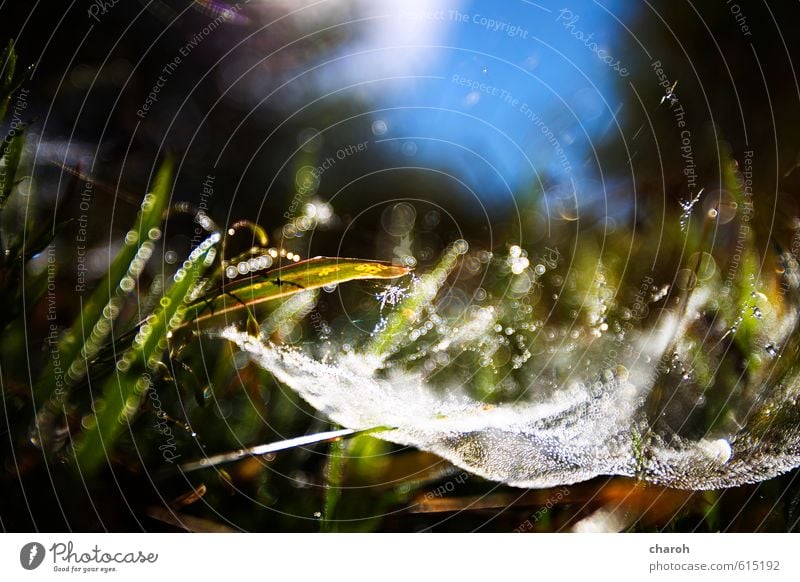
35,158 -> 175,406
260,289 -> 318,340
721,153 -> 761,359
322,430 -> 345,532
0,128 -> 24,209
0,40 -> 17,123
73,232 -> 220,475
186,257 -> 409,327
0,41 -> 32,126
367,241 -> 467,356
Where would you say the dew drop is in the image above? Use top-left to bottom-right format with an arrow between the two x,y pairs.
120,276 -> 136,292
453,239 -> 469,255
371,120 -> 388,136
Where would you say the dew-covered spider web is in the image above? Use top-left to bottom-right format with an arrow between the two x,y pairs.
219,234 -> 800,490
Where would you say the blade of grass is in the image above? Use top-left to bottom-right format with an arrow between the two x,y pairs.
35,157 -> 174,407
186,257 -> 409,327
322,427 -> 345,532
367,242 -> 466,356
721,151 -> 762,365
0,40 -> 18,123
0,42 -> 33,126
179,426 -> 385,472
0,128 -> 24,209
260,289 -> 318,339
0,121 -> 24,266
73,232 -> 220,475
